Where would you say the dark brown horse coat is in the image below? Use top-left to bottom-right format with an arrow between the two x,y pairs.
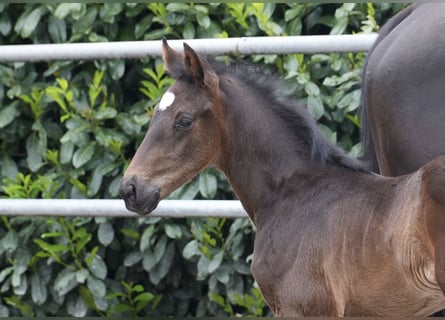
120,40 -> 445,316
361,3 -> 445,176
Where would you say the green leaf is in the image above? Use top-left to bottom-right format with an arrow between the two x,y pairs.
234,260 -> 251,275
121,228 -> 140,240
72,142 -> 96,168
165,3 -> 190,12
338,89 -> 361,112
208,250 -> 224,273
99,3 -> 123,23
199,170 -> 217,199
66,294 -> 87,317
215,268 -> 230,284
54,269 -> 78,296
76,269 -> 89,283
60,141 -> 74,164
88,166 -> 103,197
135,292 -> 155,312
48,15 -> 66,43
16,7 -> 44,38
135,15 -> 153,39
284,5 -> 303,21
134,292 -> 154,304
31,273 -> 47,306
0,102 -> 17,128
307,95 -> 324,120
107,303 -> 133,315
98,221 -> 114,246
56,78 -> 69,91
0,267 -> 14,283
197,13 -> 211,29
70,177 -> 87,195
34,239 -> 68,254
87,253 -> 107,280
26,133 -> 44,172
0,230 -> 18,252
164,224 -> 182,239
0,11 -> 11,36
87,275 -> 106,298
94,107 -> 117,120
14,248 -> 31,275
197,255 -> 210,280
133,284 -> 144,292
71,7 -> 97,38
143,235 -> 168,271
0,305 -> 8,317
140,225 -> 155,251
149,242 -> 174,285
153,235 -> 167,263
142,251 -> 156,272
318,124 -> 337,144
283,55 -> 299,78
304,81 -> 320,96
182,22 -> 195,39
182,240 -> 199,259
124,251 -> 143,267
1,155 -> 18,179
4,295 -> 33,317
54,3 -> 83,20
330,16 -> 348,35
108,60 -> 125,80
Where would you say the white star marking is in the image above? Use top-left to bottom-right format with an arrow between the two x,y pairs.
158,91 -> 175,111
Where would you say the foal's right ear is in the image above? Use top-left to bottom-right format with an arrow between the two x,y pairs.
183,42 -> 219,90
162,38 -> 183,77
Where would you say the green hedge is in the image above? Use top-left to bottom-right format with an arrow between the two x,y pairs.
0,3 -> 406,316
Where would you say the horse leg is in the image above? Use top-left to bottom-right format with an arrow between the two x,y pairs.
421,156 -> 445,293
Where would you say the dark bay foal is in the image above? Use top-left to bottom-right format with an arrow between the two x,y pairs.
120,40 -> 445,316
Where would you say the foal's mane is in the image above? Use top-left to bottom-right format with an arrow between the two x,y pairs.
171,56 -> 367,172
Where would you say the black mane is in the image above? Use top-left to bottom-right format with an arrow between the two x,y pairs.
207,58 -> 367,172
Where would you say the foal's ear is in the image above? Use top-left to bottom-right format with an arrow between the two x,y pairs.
183,43 -> 219,90
162,38 -> 183,76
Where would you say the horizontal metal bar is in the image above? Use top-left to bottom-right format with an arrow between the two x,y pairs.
0,34 -> 378,62
0,199 -> 248,218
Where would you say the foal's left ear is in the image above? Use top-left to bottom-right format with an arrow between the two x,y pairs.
183,43 -> 219,90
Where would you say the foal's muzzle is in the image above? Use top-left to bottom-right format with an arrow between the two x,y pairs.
119,176 -> 160,215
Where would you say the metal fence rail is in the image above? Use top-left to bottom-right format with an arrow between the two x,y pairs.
0,34 -> 377,217
0,199 -> 248,218
0,34 -> 377,62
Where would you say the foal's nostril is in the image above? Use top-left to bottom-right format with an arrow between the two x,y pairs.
126,183 -> 136,201
119,178 -> 137,201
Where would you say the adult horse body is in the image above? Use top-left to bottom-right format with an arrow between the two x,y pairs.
120,40 -> 445,316
361,3 -> 445,176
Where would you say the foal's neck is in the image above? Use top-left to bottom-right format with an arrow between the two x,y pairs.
216,76 -> 316,221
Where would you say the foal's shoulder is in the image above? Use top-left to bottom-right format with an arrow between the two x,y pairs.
421,155 -> 445,204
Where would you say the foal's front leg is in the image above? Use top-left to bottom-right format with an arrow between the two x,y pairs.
421,156 -> 445,294
272,277 -> 343,317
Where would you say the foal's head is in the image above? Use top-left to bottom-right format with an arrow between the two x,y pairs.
119,40 -> 226,215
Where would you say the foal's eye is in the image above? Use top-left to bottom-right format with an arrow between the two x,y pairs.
175,117 -> 193,130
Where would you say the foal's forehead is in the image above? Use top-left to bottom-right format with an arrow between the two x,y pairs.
156,79 -> 208,113
158,89 -> 175,111
156,80 -> 190,112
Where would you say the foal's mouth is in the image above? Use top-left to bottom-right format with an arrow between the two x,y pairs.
119,177 -> 161,215
125,193 -> 160,216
